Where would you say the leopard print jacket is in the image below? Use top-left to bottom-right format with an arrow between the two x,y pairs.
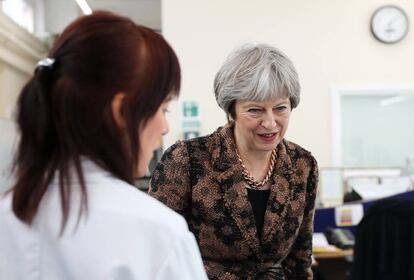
149,124 -> 318,280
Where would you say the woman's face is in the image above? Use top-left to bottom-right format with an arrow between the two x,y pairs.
233,97 -> 291,153
137,100 -> 170,177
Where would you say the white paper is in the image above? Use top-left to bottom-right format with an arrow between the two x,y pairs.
312,232 -> 330,247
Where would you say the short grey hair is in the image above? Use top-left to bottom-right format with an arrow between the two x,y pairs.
214,43 -> 300,115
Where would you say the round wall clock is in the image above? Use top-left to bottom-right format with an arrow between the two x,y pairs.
371,5 -> 409,44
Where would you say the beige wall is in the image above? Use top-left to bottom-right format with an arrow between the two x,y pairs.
162,0 -> 414,167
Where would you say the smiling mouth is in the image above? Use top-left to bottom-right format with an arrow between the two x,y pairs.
257,132 -> 277,141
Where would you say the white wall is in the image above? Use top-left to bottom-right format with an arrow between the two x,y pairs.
0,65 -> 29,118
88,0 -> 162,31
0,11 -> 46,119
0,11 -> 46,190
43,0 -> 80,35
162,0 -> 414,167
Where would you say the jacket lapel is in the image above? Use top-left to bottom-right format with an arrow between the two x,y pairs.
212,124 -> 261,256
262,140 -> 296,245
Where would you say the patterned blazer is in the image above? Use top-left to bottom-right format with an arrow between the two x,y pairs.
149,124 -> 318,280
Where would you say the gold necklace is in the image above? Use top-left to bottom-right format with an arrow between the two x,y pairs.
236,148 -> 277,189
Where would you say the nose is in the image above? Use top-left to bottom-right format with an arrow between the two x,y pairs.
261,112 -> 277,130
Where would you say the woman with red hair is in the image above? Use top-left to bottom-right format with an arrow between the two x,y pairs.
0,11 -> 207,280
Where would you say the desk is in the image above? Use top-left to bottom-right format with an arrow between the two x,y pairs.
313,248 -> 353,280
314,248 -> 353,259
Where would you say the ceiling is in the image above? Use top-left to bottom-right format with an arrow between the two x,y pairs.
87,0 -> 161,31
40,0 -> 161,36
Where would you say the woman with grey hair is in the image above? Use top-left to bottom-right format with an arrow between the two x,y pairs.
150,43 -> 318,280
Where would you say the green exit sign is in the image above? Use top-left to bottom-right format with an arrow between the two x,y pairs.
183,101 -> 198,117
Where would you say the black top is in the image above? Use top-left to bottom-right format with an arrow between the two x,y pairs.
247,188 -> 270,239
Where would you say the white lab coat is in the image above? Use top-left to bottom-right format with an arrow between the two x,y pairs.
0,159 -> 208,280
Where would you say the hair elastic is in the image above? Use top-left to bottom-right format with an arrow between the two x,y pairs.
36,57 -> 55,70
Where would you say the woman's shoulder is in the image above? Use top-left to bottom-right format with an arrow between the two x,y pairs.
118,183 -> 186,219
282,139 -> 317,165
75,168 -> 188,233
163,129 -> 219,158
127,189 -> 190,233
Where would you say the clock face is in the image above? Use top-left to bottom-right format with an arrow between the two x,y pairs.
371,5 -> 409,44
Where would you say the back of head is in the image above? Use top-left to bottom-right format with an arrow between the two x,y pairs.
12,11 -> 180,228
352,197 -> 414,280
214,43 -> 300,118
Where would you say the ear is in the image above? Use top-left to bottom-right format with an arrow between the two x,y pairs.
111,92 -> 126,128
227,114 -> 234,123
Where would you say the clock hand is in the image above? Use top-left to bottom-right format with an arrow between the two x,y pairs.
385,15 -> 400,33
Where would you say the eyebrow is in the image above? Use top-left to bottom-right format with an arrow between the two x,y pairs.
243,100 -> 290,108
274,101 -> 290,107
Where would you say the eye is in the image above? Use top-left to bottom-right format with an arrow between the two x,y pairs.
274,105 -> 288,112
247,108 -> 263,113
